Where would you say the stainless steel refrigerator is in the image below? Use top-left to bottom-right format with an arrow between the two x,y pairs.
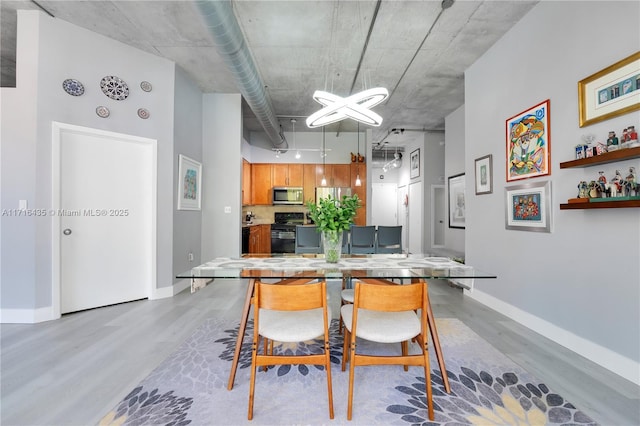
315,187 -> 352,203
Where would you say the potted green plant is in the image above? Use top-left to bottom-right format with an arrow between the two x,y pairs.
306,194 -> 361,262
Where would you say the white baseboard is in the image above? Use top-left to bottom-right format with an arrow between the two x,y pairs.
2,282 -> 191,323
0,306 -> 58,323
465,288 -> 640,387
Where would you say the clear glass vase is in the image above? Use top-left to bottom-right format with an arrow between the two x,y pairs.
322,230 -> 343,263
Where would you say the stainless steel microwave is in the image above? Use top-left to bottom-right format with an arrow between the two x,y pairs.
272,187 -> 303,205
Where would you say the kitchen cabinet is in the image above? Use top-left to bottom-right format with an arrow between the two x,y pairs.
303,164 -> 317,203
351,162 -> 367,225
272,163 -> 303,187
249,224 -> 271,254
315,164 -> 351,187
251,164 -> 272,205
559,146 -> 640,210
242,159 -> 252,206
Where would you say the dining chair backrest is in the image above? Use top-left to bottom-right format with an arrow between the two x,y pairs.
341,229 -> 350,254
349,225 -> 376,254
295,225 -> 322,254
375,225 -> 402,253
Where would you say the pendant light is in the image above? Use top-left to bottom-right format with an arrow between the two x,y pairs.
321,127 -> 327,186
355,122 -> 362,186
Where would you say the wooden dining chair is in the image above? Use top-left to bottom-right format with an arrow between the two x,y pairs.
248,281 -> 334,420
340,280 -> 434,421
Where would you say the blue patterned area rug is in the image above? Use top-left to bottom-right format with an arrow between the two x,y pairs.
98,318 -> 597,425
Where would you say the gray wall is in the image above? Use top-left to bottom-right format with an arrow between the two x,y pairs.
1,10 -> 179,320
173,66 -> 203,280
464,1 -> 639,383
444,105 -> 465,253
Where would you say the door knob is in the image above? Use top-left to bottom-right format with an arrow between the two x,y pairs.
63,228 -> 72,235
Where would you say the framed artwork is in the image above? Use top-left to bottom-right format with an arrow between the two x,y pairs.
506,99 -> 550,182
177,154 -> 202,210
448,173 -> 465,229
505,180 -> 551,233
410,148 -> 420,178
578,51 -> 640,127
474,154 -> 493,195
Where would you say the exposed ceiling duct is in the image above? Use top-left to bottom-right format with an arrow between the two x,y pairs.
195,0 -> 287,150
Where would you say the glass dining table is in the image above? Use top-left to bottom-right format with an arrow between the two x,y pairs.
176,253 -> 497,393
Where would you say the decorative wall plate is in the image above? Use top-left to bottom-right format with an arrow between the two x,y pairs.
140,81 -> 152,92
137,108 -> 150,119
100,75 -> 129,100
62,78 -> 85,96
96,105 -> 110,118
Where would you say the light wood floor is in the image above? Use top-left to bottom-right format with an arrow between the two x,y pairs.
1,279 -> 638,425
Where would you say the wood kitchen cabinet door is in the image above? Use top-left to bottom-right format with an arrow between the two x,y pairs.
330,164 -> 351,187
272,164 -> 303,187
303,164 -> 317,203
251,164 -> 272,205
242,159 -> 252,206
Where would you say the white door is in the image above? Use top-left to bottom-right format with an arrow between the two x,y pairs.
55,124 -> 155,314
408,182 -> 423,254
371,183 -> 398,225
431,185 -> 445,248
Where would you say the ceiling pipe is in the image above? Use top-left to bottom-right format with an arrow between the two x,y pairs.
195,0 -> 287,151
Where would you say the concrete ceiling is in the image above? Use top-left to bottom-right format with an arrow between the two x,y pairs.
1,0 -> 538,149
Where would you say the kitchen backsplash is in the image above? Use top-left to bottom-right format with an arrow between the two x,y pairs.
243,205 -> 310,225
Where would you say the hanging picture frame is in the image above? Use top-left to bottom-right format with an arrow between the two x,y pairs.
505,180 -> 551,233
177,154 -> 202,211
578,51 -> 640,127
474,154 -> 493,195
448,173 -> 465,229
506,99 -> 551,182
410,148 -> 420,178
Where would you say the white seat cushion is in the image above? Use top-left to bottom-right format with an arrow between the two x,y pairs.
341,288 -> 354,303
259,308 -> 325,342
340,304 -> 420,343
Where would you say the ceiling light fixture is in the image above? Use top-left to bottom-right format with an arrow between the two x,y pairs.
355,122 -> 362,187
306,87 -> 389,128
321,127 -> 327,186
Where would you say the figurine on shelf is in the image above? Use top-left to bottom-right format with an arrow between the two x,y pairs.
610,170 -> 623,197
628,126 -> 638,142
577,181 -> 589,198
621,128 -> 629,145
597,171 -> 608,196
588,181 -> 600,198
623,166 -> 637,196
606,131 -> 619,147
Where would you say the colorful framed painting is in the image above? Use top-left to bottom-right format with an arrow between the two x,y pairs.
505,180 -> 551,233
448,173 -> 465,229
474,154 -> 493,195
578,51 -> 640,127
506,100 -> 550,182
177,154 -> 202,210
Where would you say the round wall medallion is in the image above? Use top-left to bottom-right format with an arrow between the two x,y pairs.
100,75 -> 129,100
96,105 -> 110,118
140,81 -> 152,92
137,108 -> 150,119
62,79 -> 85,96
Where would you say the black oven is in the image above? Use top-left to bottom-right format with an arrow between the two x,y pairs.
271,212 -> 304,254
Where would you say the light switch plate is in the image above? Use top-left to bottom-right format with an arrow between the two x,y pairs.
224,206 -> 231,213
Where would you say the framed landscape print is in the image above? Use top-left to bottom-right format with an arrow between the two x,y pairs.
506,100 -> 550,182
578,51 -> 640,127
505,180 -> 551,233
448,173 -> 465,229
410,148 -> 420,178
474,154 -> 493,195
177,154 -> 202,210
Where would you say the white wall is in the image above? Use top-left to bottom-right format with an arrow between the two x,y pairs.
444,106 -> 465,253
1,11 -> 179,320
464,1 -> 639,384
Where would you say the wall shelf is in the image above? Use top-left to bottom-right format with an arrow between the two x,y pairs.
559,146 -> 639,210
560,200 -> 640,210
559,146 -> 640,169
